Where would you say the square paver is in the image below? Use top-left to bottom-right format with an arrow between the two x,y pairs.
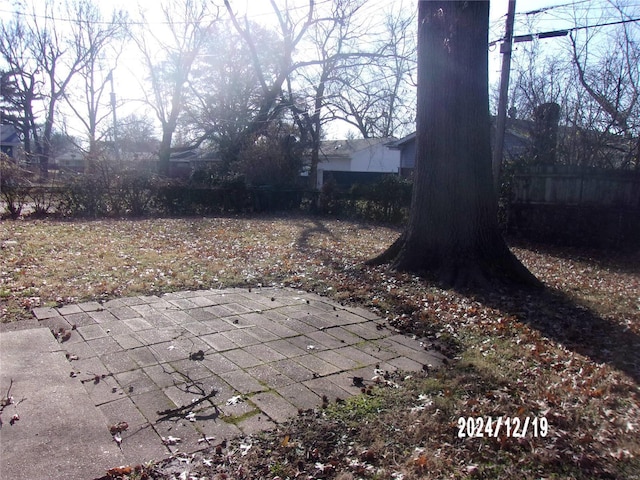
163,382 -> 220,411
98,396 -> 148,429
315,349 -> 359,371
32,306 -> 60,320
118,423 -> 171,465
65,312 -> 97,327
128,346 -> 161,368
277,383 -> 321,411
221,348 -> 262,369
169,358 -> 216,382
236,412 -> 277,436
250,391 -> 298,423
201,353 -> 240,375
111,306 -> 142,321
71,355 -> 108,378
141,312 -> 176,328
203,305 -> 235,318
112,333 -> 145,350
100,350 -> 139,374
324,326 -> 363,345
57,304 -> 83,316
130,390 -> 177,423
77,323 -> 109,341
306,330 -> 347,349
302,377 -> 353,404
271,358 -> 315,383
143,364 -> 183,389
219,369 -> 265,394
357,341 -> 399,362
198,416 -> 243,442
244,344 -> 286,363
78,301 -> 103,312
79,371 -> 123,406
63,340 -> 98,360
149,342 -> 189,363
295,354 -> 341,377
267,339 -> 308,358
123,317 -> 154,332
221,329 -> 261,348
188,296 -> 219,308
200,317 -> 237,333
387,356 -> 426,372
86,336 -> 124,356
182,321 -> 217,336
135,327 -> 183,345
343,322 -> 387,340
287,335 -> 329,352
246,364 -> 293,389
88,309 -> 119,323
333,346 -> 379,367
168,298 -> 199,309
99,321 -> 133,336
201,332 -> 238,352
115,369 -> 160,396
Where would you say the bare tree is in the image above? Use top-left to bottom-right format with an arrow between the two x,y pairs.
288,0 -> 373,189
568,4 -> 639,168
134,0 -> 218,176
224,0 -> 392,188
61,1 -> 129,170
28,1 -> 92,174
328,2 -> 417,139
0,17 -> 42,163
181,20 -> 282,169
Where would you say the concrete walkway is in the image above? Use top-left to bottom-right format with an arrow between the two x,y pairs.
1,287 -> 443,479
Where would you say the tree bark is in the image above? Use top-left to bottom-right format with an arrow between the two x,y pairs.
368,1 -> 540,289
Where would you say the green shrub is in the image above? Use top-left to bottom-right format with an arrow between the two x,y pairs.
116,169 -> 159,216
0,153 -> 31,219
58,174 -> 109,217
350,175 -> 412,223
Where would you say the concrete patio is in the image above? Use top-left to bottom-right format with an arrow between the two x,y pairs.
0,286 -> 444,480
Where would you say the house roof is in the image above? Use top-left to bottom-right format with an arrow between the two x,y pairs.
386,132 -> 415,149
0,124 -> 20,146
319,138 -> 396,161
386,118 -> 534,152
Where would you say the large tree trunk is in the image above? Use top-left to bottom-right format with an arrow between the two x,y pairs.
369,1 -> 540,289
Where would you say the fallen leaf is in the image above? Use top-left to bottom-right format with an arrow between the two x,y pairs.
162,436 -> 181,445
226,395 -> 244,406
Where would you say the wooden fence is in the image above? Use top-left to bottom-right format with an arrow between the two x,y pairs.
508,166 -> 640,247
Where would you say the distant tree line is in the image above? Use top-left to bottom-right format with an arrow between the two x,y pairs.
0,0 -> 417,184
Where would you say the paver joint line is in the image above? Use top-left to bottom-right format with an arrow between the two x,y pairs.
4,286 -> 444,475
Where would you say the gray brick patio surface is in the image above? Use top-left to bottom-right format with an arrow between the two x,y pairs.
16,287 -> 444,469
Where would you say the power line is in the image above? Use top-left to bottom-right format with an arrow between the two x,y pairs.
519,0 -> 592,16
489,16 -> 640,47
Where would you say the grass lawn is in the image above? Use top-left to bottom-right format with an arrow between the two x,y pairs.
1,214 -> 639,479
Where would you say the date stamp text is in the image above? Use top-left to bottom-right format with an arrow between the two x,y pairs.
457,416 -> 549,438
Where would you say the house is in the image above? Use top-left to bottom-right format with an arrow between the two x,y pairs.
385,132 -> 416,177
386,118 -> 533,177
54,148 -> 85,172
315,138 -> 400,189
168,148 -> 220,178
0,124 -> 21,159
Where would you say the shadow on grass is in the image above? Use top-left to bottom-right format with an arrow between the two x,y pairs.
295,219 -> 339,253
476,285 -> 640,384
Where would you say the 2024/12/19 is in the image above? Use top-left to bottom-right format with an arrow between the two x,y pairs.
457,416 -> 549,438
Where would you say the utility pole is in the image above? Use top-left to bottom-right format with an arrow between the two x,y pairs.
492,0 -> 516,189
108,70 -> 120,163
